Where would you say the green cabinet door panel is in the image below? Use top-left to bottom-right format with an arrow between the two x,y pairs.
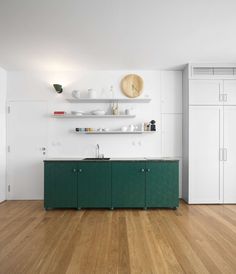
44,162 -> 77,208
146,161 -> 179,208
77,162 -> 111,208
112,161 -> 146,208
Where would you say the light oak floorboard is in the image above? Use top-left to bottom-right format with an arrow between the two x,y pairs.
0,201 -> 236,274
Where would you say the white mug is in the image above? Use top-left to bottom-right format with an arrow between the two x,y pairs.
125,108 -> 135,115
125,109 -> 130,115
72,90 -> 80,99
88,88 -> 96,98
129,124 -> 135,132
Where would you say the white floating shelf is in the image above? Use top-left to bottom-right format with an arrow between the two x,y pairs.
75,131 -> 156,134
52,114 -> 136,118
66,98 -> 151,103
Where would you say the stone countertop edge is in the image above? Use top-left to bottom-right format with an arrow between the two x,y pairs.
44,157 -> 179,162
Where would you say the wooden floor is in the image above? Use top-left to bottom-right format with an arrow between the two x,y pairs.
0,201 -> 236,274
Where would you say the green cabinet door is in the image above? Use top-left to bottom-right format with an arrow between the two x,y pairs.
77,162 -> 111,208
146,161 -> 179,208
112,161 -> 146,208
44,162 -> 77,209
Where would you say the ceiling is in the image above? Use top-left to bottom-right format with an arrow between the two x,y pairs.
0,0 -> 236,71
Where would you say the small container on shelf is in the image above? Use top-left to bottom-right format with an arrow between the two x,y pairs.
150,120 -> 156,131
139,123 -> 144,132
125,108 -> 135,116
112,102 -> 119,115
128,124 -> 135,132
88,88 -> 96,98
53,111 -> 66,116
72,90 -> 81,99
143,122 -> 149,131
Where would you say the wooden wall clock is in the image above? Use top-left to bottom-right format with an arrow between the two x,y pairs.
121,74 -> 143,98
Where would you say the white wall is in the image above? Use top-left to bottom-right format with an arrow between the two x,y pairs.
0,67 -> 7,202
7,70 -> 183,196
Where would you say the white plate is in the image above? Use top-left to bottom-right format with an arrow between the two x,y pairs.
71,111 -> 85,115
92,110 -> 106,115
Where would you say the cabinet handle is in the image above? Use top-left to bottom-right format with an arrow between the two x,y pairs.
141,168 -> 145,172
219,148 -> 224,161
146,168 -> 151,172
73,169 -> 77,173
223,148 -> 227,161
219,94 -> 223,102
224,94 -> 228,102
79,169 -> 83,173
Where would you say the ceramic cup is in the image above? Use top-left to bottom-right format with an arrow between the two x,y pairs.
129,124 -> 135,132
88,89 -> 96,98
125,109 -> 130,115
125,108 -> 135,115
72,90 -> 80,99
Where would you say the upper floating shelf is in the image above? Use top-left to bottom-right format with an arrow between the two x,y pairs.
66,98 -> 151,103
52,114 -> 136,118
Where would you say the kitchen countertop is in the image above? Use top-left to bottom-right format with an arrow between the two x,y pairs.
44,157 -> 179,162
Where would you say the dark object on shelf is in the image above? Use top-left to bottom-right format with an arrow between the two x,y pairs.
150,120 -> 156,131
53,84 -> 63,93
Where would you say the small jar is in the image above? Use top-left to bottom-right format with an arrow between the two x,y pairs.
144,123 -> 148,131
88,88 -> 96,98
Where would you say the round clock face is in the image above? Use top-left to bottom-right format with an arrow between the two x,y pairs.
121,74 -> 143,98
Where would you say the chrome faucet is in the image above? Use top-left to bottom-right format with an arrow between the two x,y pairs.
96,144 -> 104,158
96,144 -> 100,158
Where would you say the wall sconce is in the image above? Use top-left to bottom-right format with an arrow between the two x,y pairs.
53,84 -> 63,93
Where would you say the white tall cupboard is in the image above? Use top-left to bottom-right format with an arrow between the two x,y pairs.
183,64 -> 236,204
223,107 -> 236,203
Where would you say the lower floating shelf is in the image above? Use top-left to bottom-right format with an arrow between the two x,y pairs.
75,131 -> 156,134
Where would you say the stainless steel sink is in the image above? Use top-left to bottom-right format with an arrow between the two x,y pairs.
83,158 -> 110,160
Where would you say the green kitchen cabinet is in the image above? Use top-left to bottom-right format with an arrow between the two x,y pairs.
44,162 -> 77,209
146,161 -> 179,208
44,160 -> 179,210
112,161 -> 146,208
77,162 -> 111,208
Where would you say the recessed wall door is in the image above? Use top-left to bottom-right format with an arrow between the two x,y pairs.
223,106 -> 236,203
189,106 -> 223,203
7,101 -> 48,199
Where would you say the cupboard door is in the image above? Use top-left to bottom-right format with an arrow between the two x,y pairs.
189,80 -> 223,105
44,162 -> 77,208
146,161 -> 179,208
189,106 -> 223,203
77,162 -> 111,208
112,162 -> 146,208
223,107 -> 236,203
223,80 -> 236,105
